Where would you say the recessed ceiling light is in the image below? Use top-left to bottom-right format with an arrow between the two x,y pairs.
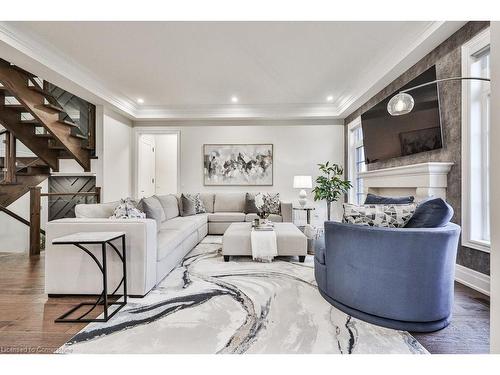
231,96 -> 239,103
326,95 -> 334,102
137,98 -> 144,104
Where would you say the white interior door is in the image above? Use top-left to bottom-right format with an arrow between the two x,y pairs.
155,133 -> 179,195
138,135 -> 156,198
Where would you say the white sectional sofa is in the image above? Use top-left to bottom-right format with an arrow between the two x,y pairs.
45,192 -> 292,297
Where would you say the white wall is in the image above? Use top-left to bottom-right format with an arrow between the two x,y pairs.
102,109 -> 133,202
155,134 -> 178,195
136,123 -> 344,224
489,21 -> 500,354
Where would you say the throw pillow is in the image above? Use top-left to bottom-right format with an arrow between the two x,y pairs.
245,193 -> 259,214
343,203 -> 416,228
181,193 -> 206,216
254,192 -> 281,215
364,193 -> 415,205
110,198 -> 146,219
139,196 -> 166,227
404,197 -> 454,228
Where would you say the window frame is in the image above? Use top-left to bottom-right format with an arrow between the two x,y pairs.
461,27 -> 491,253
347,117 -> 365,204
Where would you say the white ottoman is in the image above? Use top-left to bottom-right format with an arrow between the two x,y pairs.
222,222 -> 307,262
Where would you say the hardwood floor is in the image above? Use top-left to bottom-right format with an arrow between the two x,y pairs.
412,282 -> 490,354
0,252 -> 490,354
0,252 -> 102,354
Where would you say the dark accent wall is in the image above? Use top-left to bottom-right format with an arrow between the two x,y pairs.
345,21 -> 490,275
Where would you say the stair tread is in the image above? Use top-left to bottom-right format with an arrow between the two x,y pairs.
42,103 -> 64,112
3,104 -> 24,108
71,133 -> 87,140
59,119 -> 79,127
28,85 -> 51,97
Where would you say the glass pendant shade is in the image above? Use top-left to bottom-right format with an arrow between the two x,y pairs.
387,92 -> 415,116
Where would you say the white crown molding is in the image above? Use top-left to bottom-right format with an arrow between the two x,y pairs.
133,103 -> 341,120
0,22 -> 137,118
0,21 -> 466,121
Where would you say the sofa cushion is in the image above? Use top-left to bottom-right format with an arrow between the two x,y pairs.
156,194 -> 179,220
364,193 -> 415,205
208,212 -> 246,222
159,214 -> 208,235
181,193 -> 206,216
214,193 -> 246,212
157,229 -> 185,261
75,201 -> 119,218
139,196 -> 166,226
405,197 -> 454,228
245,213 -> 283,222
343,203 -> 416,228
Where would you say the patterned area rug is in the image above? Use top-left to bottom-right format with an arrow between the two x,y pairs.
58,236 -> 428,354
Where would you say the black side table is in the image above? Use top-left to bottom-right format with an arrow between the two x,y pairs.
52,232 -> 127,323
293,206 -> 315,224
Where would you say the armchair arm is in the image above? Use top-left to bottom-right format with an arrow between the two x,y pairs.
280,202 -> 293,222
45,218 -> 157,297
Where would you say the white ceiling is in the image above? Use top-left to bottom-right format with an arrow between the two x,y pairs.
0,21 -> 466,120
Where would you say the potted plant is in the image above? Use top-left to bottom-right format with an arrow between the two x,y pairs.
312,162 -> 352,221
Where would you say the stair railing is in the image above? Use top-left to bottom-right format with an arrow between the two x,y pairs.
28,186 -> 101,256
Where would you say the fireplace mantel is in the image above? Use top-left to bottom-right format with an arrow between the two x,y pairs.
358,162 -> 454,201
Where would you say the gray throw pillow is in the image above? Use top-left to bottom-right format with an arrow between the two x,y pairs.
404,197 -> 453,228
181,193 -> 206,216
139,196 -> 166,227
245,193 -> 259,214
364,193 -> 415,204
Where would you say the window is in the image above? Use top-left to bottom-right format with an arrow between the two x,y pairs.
348,117 -> 366,205
462,28 -> 491,252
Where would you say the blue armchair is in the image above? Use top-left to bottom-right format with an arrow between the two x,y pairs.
314,221 -> 461,332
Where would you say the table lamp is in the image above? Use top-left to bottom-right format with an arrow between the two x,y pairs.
293,175 -> 312,207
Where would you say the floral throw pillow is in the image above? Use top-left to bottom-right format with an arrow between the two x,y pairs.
254,192 -> 281,216
181,193 -> 207,216
342,203 -> 416,228
110,198 -> 146,219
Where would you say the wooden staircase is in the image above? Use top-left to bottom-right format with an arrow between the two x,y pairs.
0,157 -> 51,207
0,58 -> 94,208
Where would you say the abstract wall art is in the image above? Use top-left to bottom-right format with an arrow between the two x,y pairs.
203,144 -> 273,186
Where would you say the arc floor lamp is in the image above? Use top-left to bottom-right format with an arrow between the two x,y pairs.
387,76 -> 491,116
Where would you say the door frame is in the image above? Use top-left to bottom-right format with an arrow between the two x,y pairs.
132,127 -> 181,199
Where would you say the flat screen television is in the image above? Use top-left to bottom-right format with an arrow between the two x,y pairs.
361,65 -> 442,164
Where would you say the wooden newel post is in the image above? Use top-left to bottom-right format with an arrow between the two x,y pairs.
29,186 -> 42,257
4,131 -> 16,184
95,186 -> 101,204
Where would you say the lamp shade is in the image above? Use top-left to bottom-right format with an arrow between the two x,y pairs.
387,92 -> 415,116
293,175 -> 312,189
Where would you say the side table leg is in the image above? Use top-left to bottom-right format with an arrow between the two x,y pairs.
102,243 -> 108,320
306,210 -> 311,224
122,235 -> 127,303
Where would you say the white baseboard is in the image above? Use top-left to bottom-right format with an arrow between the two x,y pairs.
455,264 -> 490,296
